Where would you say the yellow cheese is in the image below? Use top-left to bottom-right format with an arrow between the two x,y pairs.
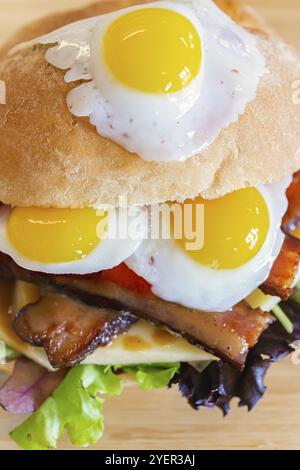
12,280 -> 40,313
83,320 -> 215,365
0,280 -> 52,370
246,288 -> 280,311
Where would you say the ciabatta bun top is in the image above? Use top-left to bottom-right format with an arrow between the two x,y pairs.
0,0 -> 299,208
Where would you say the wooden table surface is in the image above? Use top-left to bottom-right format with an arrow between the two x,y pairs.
0,0 -> 299,451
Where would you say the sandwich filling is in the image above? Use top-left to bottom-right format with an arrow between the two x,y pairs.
0,175 -> 299,371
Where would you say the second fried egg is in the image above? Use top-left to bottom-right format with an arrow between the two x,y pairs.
126,179 -> 290,312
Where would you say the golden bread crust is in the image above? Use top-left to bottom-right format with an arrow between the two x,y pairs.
0,0 -> 299,208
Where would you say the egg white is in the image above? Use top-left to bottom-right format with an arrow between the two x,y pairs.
14,0 -> 265,162
0,205 -> 148,275
126,179 -> 291,312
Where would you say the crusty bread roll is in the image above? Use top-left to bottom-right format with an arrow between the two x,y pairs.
0,0 -> 299,208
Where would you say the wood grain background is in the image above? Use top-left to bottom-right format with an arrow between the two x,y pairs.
0,0 -> 299,450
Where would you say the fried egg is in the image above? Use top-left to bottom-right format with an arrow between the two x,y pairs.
0,205 -> 147,274
18,0 -> 265,162
126,179 -> 290,312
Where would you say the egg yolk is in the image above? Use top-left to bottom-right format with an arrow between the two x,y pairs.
175,188 -> 270,269
7,207 -> 108,264
103,8 -> 202,94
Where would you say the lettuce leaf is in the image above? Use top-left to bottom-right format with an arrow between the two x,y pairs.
116,363 -> 180,390
10,362 -> 180,450
0,357 -> 66,414
175,298 -> 300,414
11,365 -> 122,450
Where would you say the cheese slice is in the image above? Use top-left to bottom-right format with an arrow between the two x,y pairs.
0,280 -> 52,370
0,280 -> 215,371
83,319 -> 215,365
246,289 -> 280,312
246,265 -> 300,312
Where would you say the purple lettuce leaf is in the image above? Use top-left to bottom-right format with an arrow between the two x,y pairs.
175,299 -> 300,414
0,357 -> 66,414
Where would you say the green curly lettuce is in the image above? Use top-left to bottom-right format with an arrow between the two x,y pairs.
116,363 -> 179,390
11,365 -> 122,450
10,362 -> 180,450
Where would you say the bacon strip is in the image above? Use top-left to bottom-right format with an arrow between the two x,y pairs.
261,171 -> 300,300
14,292 -> 135,368
260,172 -> 300,299
261,234 -> 300,299
283,171 -> 300,228
0,253 -> 272,369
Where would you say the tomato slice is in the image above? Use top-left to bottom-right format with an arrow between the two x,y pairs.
101,262 -> 152,296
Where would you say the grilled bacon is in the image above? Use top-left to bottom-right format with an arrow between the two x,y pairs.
283,171 -> 300,229
55,276 -> 274,365
14,292 -> 135,368
261,235 -> 300,299
260,171 -> 300,299
0,253 -> 272,369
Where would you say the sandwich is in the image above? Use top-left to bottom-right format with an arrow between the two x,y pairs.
0,0 -> 299,450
